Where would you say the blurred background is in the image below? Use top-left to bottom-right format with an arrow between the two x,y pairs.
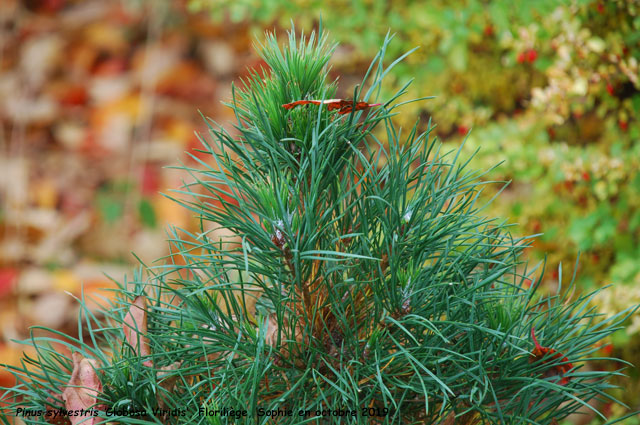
0,0 -> 638,423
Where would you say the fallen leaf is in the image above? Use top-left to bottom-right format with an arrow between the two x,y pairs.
0,268 -> 18,298
157,361 -> 182,387
530,327 -> 573,385
263,313 -> 306,367
442,410 -> 456,425
52,269 -> 80,293
57,84 -> 89,106
264,313 -> 279,347
62,352 -> 102,425
156,361 -> 183,410
282,99 -> 382,115
29,291 -> 72,328
123,295 -> 153,366
0,343 -> 19,388
44,391 -> 71,425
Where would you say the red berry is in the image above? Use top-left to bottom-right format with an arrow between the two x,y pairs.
619,120 -> 628,131
457,125 -> 469,136
517,52 -> 526,64
597,2 -> 605,14
581,171 -> 590,182
526,49 -> 538,63
483,25 -> 494,37
606,83 -> 614,96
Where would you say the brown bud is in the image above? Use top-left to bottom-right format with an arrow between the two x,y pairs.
401,298 -> 411,315
271,229 -> 286,249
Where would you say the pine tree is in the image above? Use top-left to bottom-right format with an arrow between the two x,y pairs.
1,27 -> 637,425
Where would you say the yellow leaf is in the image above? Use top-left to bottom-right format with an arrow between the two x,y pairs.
53,270 -> 79,293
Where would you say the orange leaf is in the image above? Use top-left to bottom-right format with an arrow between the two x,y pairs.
123,295 -> 153,367
282,99 -> 382,115
529,327 -> 573,385
62,353 -> 102,425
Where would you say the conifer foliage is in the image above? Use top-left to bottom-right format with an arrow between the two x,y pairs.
1,28 -> 637,425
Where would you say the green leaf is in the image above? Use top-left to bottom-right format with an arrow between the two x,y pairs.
534,56 -> 553,72
449,42 -> 467,71
97,193 -> 123,223
138,198 -> 157,228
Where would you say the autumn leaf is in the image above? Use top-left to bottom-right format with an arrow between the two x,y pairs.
530,327 -> 573,385
441,410 -> 456,425
45,411 -> 72,425
44,391 -> 71,425
264,313 -> 279,347
62,353 -> 102,425
156,361 -> 183,410
0,268 -> 18,298
282,99 -> 382,115
123,295 -> 153,367
158,361 -> 182,385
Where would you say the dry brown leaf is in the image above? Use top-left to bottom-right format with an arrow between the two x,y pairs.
530,327 -> 573,385
264,313 -> 304,347
282,99 -> 382,115
263,313 -> 307,368
157,361 -> 182,389
156,361 -> 183,410
44,390 -> 71,425
442,410 -> 459,425
264,313 -> 279,347
123,295 -> 153,367
62,352 -> 102,425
